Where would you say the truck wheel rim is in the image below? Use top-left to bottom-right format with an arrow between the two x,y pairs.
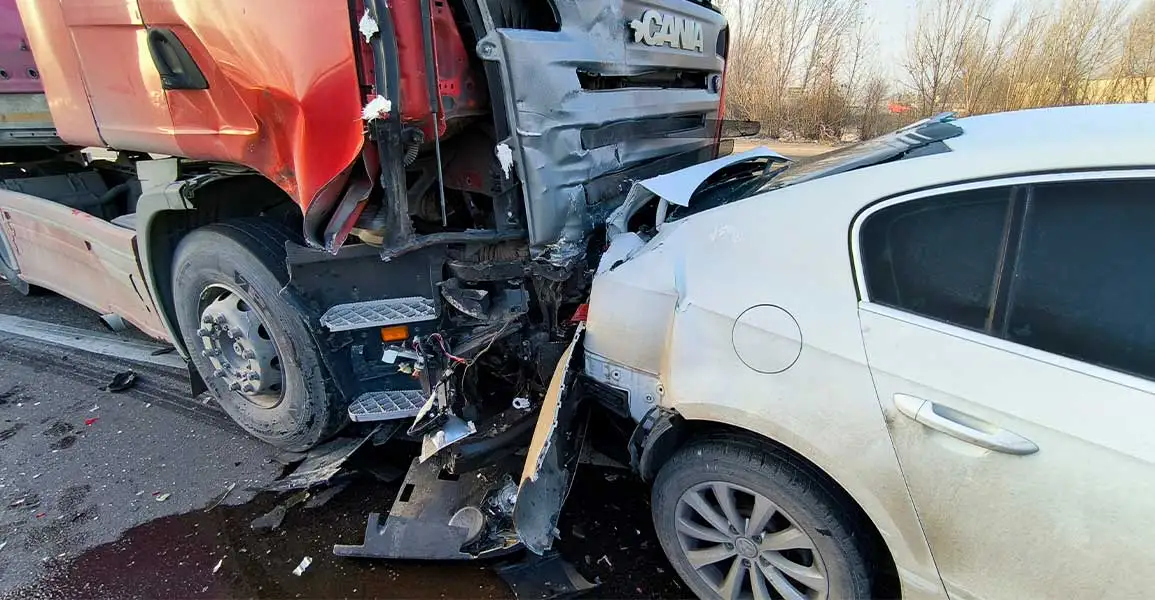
195,283 -> 284,409
675,481 -> 828,600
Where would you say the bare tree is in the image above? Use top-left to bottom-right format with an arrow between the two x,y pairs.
904,0 -> 992,116
1109,0 -> 1155,101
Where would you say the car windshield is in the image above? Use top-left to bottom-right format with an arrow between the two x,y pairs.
667,117 -> 964,222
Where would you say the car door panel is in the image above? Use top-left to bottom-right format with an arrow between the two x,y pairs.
853,173 -> 1155,600
860,304 -> 1155,600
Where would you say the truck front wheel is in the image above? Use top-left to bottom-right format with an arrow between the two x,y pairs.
172,219 -> 343,451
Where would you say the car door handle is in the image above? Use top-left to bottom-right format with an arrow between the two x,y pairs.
893,394 -> 1039,455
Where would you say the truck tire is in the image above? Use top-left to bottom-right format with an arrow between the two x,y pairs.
172,219 -> 343,451
652,435 -> 875,600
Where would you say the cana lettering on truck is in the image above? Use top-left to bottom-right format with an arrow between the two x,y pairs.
629,9 -> 704,53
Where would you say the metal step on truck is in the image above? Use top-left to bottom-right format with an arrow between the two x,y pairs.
0,0 -> 743,580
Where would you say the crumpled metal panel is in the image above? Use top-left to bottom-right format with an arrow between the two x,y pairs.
347,389 -> 429,422
480,0 -> 727,264
319,296 -> 437,331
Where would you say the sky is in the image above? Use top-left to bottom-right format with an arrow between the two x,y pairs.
860,0 -> 1019,80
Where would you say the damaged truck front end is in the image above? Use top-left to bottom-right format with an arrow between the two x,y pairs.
322,0 -> 731,564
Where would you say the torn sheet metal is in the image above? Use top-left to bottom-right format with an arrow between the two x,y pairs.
419,414 -> 477,463
265,429 -> 376,491
606,147 -> 785,239
634,147 -> 784,208
514,324 -> 589,555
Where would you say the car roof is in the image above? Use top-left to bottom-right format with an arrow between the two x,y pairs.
941,103 -> 1155,172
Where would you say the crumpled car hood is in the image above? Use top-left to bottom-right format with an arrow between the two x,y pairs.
606,146 -> 786,238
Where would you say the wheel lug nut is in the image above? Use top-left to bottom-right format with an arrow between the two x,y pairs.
196,327 -> 212,337
212,369 -> 225,378
230,328 -> 244,339
243,350 -> 256,359
201,314 -> 214,324
241,383 -> 256,393
247,372 -> 260,380
228,381 -> 242,391
215,315 -> 228,325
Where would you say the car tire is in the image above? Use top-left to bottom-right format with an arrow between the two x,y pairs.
652,435 -> 875,600
172,218 -> 343,451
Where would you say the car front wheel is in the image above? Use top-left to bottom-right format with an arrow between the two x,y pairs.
652,435 -> 876,600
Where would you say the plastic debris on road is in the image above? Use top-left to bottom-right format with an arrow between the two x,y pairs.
155,492 -> 171,502
84,418 -> 98,426
250,504 -> 287,532
103,370 -> 138,393
212,557 -> 224,574
208,483 -> 237,510
291,556 -> 312,576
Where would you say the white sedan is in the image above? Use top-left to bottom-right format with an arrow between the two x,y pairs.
583,104 -> 1155,600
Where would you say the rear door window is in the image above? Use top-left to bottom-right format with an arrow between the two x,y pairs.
1005,179 -> 1155,380
860,188 -> 1013,331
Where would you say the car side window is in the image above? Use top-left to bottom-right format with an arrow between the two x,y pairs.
1005,179 -> 1155,381
860,188 -> 1012,331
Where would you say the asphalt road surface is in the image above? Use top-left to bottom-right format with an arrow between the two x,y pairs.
0,286 -> 688,599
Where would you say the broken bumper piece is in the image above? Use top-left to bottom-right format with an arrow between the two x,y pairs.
333,326 -> 588,561
333,457 -> 521,560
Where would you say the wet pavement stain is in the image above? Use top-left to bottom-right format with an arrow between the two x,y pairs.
46,435 -> 76,451
0,422 -> 23,441
5,465 -> 687,600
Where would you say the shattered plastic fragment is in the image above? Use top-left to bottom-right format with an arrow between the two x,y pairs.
495,143 -> 514,179
358,10 -> 379,42
84,418 -> 98,427
103,370 -> 138,393
292,556 -> 312,576
155,493 -> 171,502
250,504 -> 287,532
362,95 -> 392,121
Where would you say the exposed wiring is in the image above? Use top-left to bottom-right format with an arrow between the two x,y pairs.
430,333 -> 467,364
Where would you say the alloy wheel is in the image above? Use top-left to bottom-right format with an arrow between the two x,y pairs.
675,481 -> 828,600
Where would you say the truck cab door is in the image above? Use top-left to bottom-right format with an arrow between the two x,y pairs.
56,0 -> 179,154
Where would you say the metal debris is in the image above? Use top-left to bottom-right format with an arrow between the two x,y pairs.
266,429 -> 377,491
597,555 -> 613,569
291,556 -> 312,576
212,557 -> 224,574
303,481 -> 350,509
418,415 -> 476,463
284,490 -> 310,509
102,370 -> 138,393
250,504 -> 287,532
511,397 -> 530,410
